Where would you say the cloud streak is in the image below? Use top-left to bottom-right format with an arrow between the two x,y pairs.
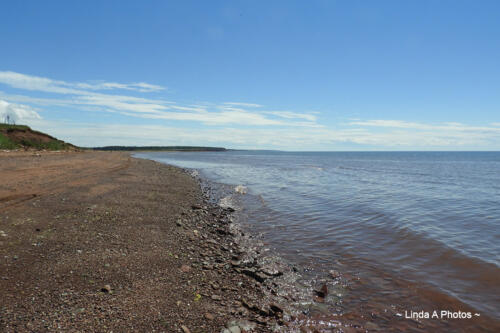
22,116 -> 500,150
0,71 -> 320,128
0,71 -> 164,94
1,71 -> 499,150
349,119 -> 500,133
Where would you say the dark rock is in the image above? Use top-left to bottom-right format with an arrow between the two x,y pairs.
269,303 -> 283,314
217,228 -> 228,235
241,299 -> 270,316
260,265 -> 283,277
101,285 -> 112,293
241,268 -> 267,283
314,284 -> 328,298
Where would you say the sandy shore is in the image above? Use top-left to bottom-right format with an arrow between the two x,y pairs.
0,151 -> 293,332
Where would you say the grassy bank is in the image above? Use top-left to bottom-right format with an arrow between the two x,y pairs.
0,123 -> 75,150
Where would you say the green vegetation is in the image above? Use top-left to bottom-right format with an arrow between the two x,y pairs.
0,132 -> 19,149
0,123 -> 31,131
0,123 -> 76,150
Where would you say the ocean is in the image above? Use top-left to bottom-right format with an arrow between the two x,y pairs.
135,151 -> 500,323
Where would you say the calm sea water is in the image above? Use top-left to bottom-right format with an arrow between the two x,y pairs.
136,151 -> 500,320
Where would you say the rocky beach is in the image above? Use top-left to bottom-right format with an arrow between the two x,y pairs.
0,151 -> 282,332
1,151 -> 498,332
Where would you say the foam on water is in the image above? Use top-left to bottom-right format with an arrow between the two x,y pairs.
235,184 -> 247,194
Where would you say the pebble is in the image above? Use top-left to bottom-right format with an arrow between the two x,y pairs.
270,303 -> 284,314
181,325 -> 191,333
204,313 -> 215,320
101,285 -> 112,293
228,326 -> 241,333
314,284 -> 328,298
329,270 -> 340,279
180,265 -> 191,273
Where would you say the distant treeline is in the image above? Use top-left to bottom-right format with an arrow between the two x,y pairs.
92,146 -> 227,152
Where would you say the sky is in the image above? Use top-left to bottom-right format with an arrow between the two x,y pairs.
0,0 -> 499,150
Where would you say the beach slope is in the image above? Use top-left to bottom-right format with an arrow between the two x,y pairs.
0,152 -> 272,332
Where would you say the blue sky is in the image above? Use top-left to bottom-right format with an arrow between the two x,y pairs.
0,0 -> 499,150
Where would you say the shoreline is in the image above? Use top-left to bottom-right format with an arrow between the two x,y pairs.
1,151 -> 498,332
0,151 -> 294,332
139,152 -> 500,332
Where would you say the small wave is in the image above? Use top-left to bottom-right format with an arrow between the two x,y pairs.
190,170 -> 199,177
235,185 -> 247,194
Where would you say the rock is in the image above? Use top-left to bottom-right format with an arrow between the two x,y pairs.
211,294 -> 222,301
241,299 -> 269,316
314,284 -> 328,298
241,268 -> 267,283
228,326 -> 241,333
260,265 -> 283,277
204,313 -> 215,320
217,228 -> 228,235
180,265 -> 191,273
227,319 -> 256,331
329,270 -> 340,279
191,204 -> 202,210
181,325 -> 191,333
269,303 -> 284,314
101,285 -> 112,293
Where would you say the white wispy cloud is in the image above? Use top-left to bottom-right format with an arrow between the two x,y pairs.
21,116 -> 500,150
73,81 -> 164,92
348,119 -> 500,133
264,111 -> 317,122
0,71 -> 164,94
223,102 -> 262,108
1,71 -> 499,149
0,71 -> 320,128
